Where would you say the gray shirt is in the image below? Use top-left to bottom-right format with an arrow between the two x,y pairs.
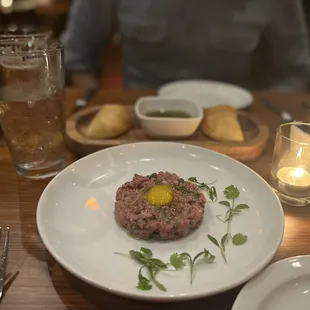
62,0 -> 310,91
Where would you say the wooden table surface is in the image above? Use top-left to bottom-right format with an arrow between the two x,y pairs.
1,88 -> 310,310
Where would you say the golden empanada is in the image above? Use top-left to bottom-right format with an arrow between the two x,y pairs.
85,104 -> 131,139
200,105 -> 244,142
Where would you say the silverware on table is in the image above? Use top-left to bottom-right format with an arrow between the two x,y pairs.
0,226 -> 10,300
260,97 -> 293,122
73,88 -> 98,114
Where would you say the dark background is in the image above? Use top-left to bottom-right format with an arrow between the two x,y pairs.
1,0 -> 310,90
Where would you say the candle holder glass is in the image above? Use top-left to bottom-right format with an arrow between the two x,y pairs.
270,122 -> 310,206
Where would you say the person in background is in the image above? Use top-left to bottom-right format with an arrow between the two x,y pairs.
62,0 -> 310,92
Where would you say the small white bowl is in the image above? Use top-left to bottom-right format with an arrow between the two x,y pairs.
134,96 -> 203,138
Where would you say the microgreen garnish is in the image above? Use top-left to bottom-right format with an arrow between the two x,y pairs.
115,247 -> 167,291
207,234 -> 227,263
211,185 -> 250,263
217,185 -> 249,237
224,185 -> 240,199
188,177 -> 217,202
137,267 -> 152,290
169,249 -> 215,284
116,247 -> 215,291
232,233 -> 248,245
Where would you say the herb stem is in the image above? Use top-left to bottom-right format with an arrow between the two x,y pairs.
149,266 -> 166,292
220,249 -> 228,264
188,177 -> 217,202
226,198 -> 234,236
189,258 -> 194,284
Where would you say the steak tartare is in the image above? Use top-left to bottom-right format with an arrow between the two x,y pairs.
114,171 -> 206,240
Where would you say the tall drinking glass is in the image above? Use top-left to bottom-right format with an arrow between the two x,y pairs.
0,36 -> 66,179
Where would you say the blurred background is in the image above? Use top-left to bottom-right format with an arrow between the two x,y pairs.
1,0 -> 310,90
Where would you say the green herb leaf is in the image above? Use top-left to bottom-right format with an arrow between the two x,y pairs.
203,249 -> 215,262
137,267 -> 152,290
219,201 -> 231,208
224,185 -> 240,200
170,253 -> 186,270
192,251 -> 205,265
187,177 -> 217,202
233,209 -> 242,213
137,278 -> 152,290
129,250 -> 146,264
140,247 -> 153,258
178,252 -> 191,265
192,249 -> 215,265
221,233 -> 229,250
188,177 -> 198,183
147,258 -> 167,269
208,234 -> 220,248
232,233 -> 248,245
209,186 -> 217,201
235,204 -> 250,210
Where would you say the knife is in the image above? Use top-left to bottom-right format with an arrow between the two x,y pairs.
260,97 -> 293,122
73,88 -> 98,114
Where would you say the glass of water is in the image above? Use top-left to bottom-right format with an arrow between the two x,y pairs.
0,35 -> 66,179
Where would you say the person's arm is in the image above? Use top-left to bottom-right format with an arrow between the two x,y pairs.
263,0 -> 310,92
61,0 -> 117,91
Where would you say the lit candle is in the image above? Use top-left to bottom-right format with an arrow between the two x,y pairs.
277,167 -> 310,187
275,166 -> 310,199
270,122 -> 310,205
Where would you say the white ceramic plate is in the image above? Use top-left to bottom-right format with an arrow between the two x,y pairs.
158,80 -> 253,109
36,142 -> 284,302
232,255 -> 310,310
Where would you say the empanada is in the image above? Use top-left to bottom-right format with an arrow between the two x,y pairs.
85,104 -> 131,139
200,105 -> 244,142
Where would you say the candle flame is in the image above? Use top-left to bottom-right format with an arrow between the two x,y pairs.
277,166 -> 310,187
290,167 -> 304,179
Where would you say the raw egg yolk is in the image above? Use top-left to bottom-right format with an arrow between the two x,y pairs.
146,184 -> 173,206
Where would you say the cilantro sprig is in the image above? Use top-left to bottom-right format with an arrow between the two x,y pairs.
208,185 -> 250,263
218,185 -> 249,245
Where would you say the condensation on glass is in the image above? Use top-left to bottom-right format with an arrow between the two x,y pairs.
0,33 -> 66,179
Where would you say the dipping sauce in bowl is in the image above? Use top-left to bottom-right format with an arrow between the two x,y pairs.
146,110 -> 191,118
134,96 -> 203,138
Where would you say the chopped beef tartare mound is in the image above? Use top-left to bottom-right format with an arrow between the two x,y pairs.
114,171 -> 206,240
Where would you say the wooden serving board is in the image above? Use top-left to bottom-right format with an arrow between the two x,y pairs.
66,106 -> 270,161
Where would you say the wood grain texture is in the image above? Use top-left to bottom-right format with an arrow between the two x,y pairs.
0,88 -> 310,309
66,106 -> 269,161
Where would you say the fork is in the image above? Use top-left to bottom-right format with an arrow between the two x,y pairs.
260,97 -> 293,122
0,227 -> 10,300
